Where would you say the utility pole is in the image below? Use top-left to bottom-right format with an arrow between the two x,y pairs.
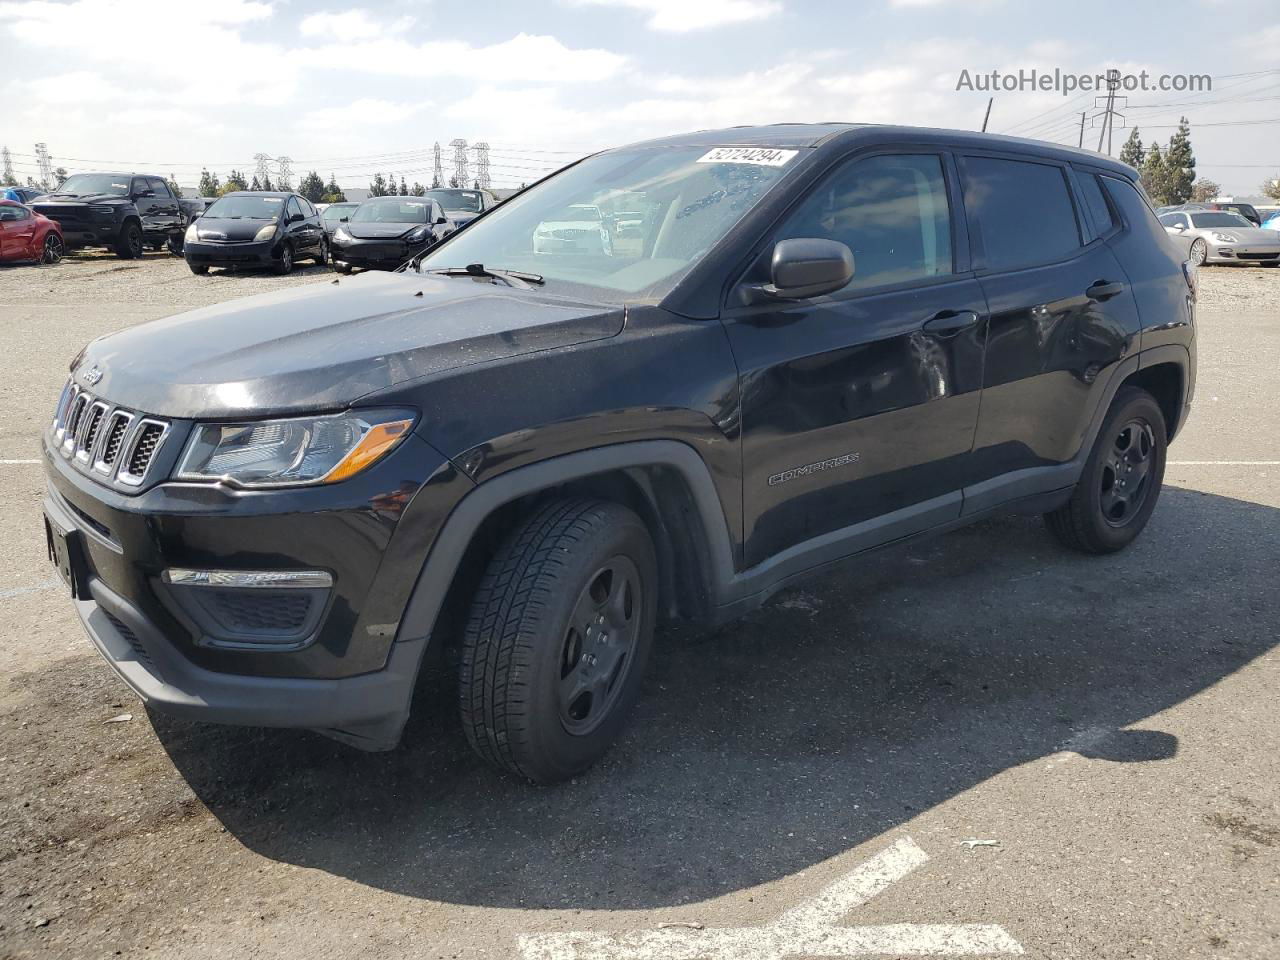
432,142 -> 444,189
276,155 -> 293,190
473,142 -> 491,189
1078,111 -> 1086,148
450,138 -> 469,188
1092,69 -> 1126,155
1,146 -> 14,185
253,153 -> 271,187
981,98 -> 993,132
34,142 -> 53,189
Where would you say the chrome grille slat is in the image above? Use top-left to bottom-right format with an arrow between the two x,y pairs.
51,383 -> 170,489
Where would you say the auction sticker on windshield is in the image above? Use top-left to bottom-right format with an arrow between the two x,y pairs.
697,147 -> 799,166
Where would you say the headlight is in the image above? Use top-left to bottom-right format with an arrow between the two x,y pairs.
1211,232 -> 1238,243
406,226 -> 430,243
333,226 -> 352,242
185,223 -> 199,242
176,410 -> 415,488
90,205 -> 115,215
254,223 -> 278,243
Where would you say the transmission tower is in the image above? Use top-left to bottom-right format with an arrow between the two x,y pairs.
1091,69 -> 1127,155
253,153 -> 271,186
473,142 -> 491,190
276,155 -> 293,190
34,143 -> 53,188
432,142 -> 444,188
450,139 -> 469,187
1,146 -> 14,185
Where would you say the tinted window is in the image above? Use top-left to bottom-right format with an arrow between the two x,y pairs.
1190,212 -> 1252,229
351,198 -> 434,224
55,174 -> 130,197
1158,213 -> 1189,228
1076,172 -> 1113,234
202,195 -> 284,219
148,178 -> 171,199
286,197 -> 302,219
964,156 -> 1080,271
774,153 -> 953,291
322,204 -> 356,221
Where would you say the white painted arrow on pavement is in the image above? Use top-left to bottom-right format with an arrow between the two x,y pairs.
519,837 -> 1024,960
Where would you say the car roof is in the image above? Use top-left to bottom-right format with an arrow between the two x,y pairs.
221,191 -> 296,198
613,123 -> 1137,178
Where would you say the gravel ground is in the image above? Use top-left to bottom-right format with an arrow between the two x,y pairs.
0,253 -> 1277,960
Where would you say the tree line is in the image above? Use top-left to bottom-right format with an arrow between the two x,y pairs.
1116,118 -> 1280,205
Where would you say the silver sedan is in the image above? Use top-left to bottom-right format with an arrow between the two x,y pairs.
1159,210 -> 1280,266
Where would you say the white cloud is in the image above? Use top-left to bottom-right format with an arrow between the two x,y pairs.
567,0 -> 781,32
298,9 -> 413,40
298,98 -> 426,130
0,0 -> 272,37
306,32 -> 626,83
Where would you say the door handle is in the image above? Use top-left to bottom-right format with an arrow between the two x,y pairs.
922,309 -> 980,336
1086,280 -> 1124,302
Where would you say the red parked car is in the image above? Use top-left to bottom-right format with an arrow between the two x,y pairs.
0,199 -> 64,264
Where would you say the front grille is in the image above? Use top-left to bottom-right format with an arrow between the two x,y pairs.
52,380 -> 170,489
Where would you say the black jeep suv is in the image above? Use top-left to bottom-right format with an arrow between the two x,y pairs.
42,125 -> 1196,783
32,173 -> 195,258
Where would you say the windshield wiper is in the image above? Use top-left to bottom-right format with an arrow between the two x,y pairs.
420,263 -> 544,288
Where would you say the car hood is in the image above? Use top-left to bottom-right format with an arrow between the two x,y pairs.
194,217 -> 278,242
73,270 -> 623,419
346,221 -> 425,240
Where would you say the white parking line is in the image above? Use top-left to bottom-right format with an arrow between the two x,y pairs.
518,837 -> 1024,960
0,459 -> 40,465
0,578 -> 61,600
1168,460 -> 1280,465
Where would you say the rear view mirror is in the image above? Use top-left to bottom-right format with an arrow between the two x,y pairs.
762,238 -> 855,300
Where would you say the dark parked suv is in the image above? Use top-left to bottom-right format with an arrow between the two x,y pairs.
42,125 -> 1196,783
32,173 -> 194,257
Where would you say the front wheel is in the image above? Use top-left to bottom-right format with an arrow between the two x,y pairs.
41,233 -> 63,264
114,222 -> 143,259
459,499 -> 658,783
274,242 -> 294,275
1189,238 -> 1208,266
1044,386 -> 1167,554
188,262 -> 209,275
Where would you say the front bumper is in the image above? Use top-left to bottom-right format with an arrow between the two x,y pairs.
184,238 -> 276,268
1206,242 -> 1280,264
330,236 -> 425,269
42,428 -> 471,748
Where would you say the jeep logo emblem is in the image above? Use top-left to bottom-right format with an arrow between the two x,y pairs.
81,365 -> 103,386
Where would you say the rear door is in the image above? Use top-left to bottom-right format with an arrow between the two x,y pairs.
959,152 -> 1142,509
723,150 -> 988,566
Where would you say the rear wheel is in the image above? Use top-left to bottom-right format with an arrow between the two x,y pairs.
40,233 -> 63,264
274,242 -> 294,275
317,238 -> 329,266
459,499 -> 657,783
1189,238 -> 1208,266
1044,386 -> 1167,554
114,222 -> 143,259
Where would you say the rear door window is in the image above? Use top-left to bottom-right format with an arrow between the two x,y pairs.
962,156 -> 1082,271
1075,172 -> 1114,236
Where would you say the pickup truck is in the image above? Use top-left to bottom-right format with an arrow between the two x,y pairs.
32,173 -> 203,258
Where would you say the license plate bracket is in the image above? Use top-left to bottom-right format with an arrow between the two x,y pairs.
44,512 -> 86,600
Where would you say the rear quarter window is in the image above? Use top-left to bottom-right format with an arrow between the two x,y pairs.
1075,172 -> 1115,236
963,156 -> 1082,271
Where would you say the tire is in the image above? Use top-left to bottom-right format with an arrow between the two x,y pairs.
334,260 -> 352,275
167,236 -> 184,257
188,262 -> 209,275
41,233 -> 63,264
317,239 -> 329,266
274,242 -> 294,275
459,499 -> 658,783
150,241 -> 165,252
1189,238 -> 1207,266
1044,386 -> 1167,554
114,222 -> 143,260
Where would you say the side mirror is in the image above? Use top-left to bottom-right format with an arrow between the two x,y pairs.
435,215 -> 448,225
288,213 -> 304,223
135,190 -> 154,199
1172,223 -> 1187,231
759,238 -> 855,300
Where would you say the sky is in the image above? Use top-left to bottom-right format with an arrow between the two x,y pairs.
0,0 -> 1277,194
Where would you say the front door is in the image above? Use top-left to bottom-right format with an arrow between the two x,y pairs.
722,151 -> 988,567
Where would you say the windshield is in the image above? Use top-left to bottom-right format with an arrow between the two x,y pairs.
1191,212 -> 1253,229
414,146 -> 801,301
203,195 -> 284,220
351,199 -> 431,224
322,204 -> 357,221
426,189 -> 483,212
53,174 -> 130,197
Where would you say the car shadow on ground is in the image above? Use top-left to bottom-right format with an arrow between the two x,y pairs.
155,486 -> 1278,910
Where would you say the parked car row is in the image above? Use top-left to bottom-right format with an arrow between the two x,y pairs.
0,199 -> 64,264
1159,208 -> 1280,266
